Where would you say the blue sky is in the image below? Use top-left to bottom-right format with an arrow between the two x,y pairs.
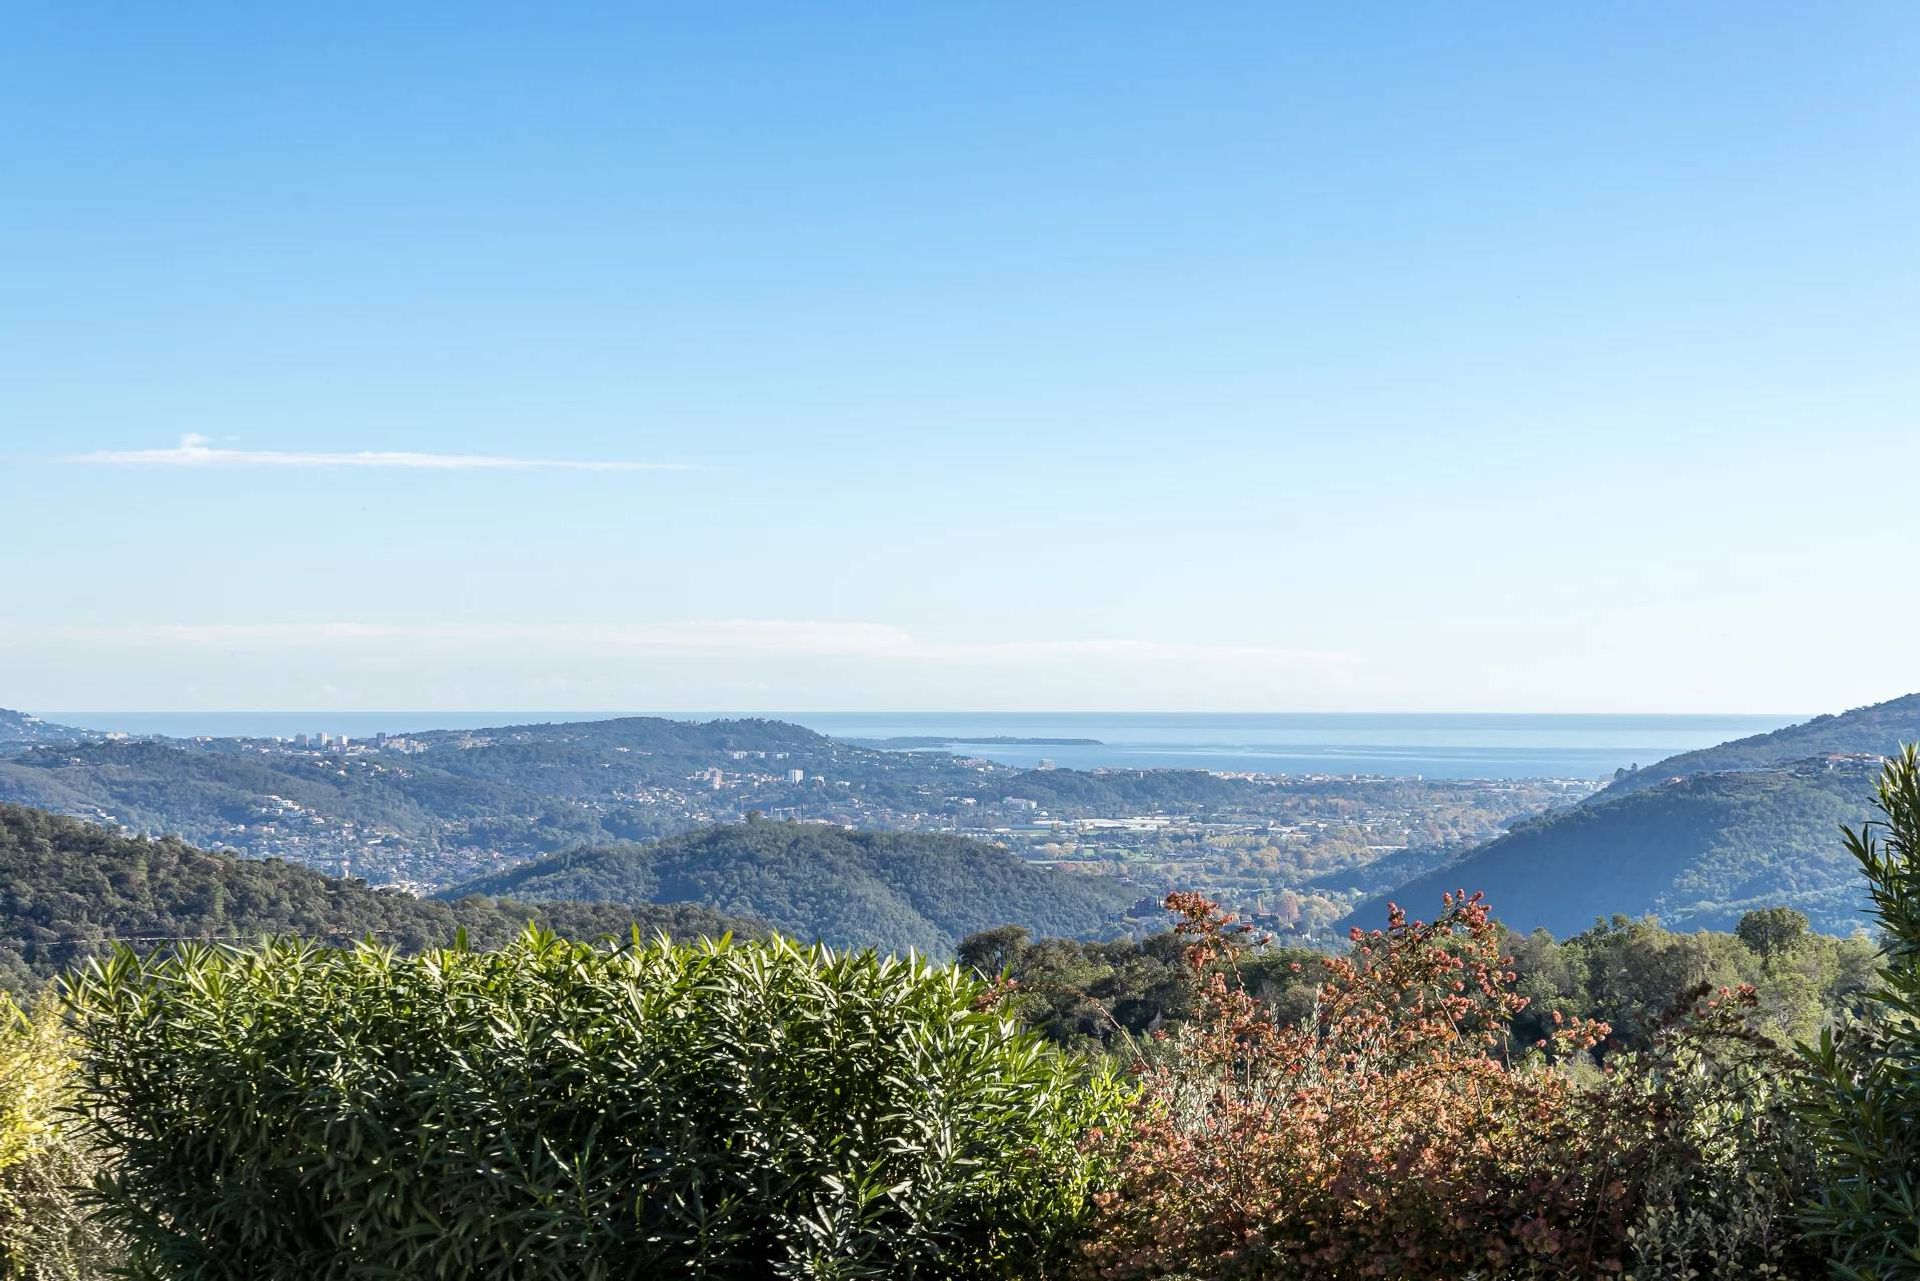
3,3 -> 1917,713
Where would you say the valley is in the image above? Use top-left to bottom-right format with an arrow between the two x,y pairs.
0,710 -> 1587,941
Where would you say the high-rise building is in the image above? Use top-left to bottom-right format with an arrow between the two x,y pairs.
787,768 -> 805,784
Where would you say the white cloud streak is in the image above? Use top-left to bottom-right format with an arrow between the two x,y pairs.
63,434 -> 687,472
20,620 -> 1352,671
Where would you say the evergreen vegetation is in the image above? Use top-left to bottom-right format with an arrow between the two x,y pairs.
65,929 -> 1125,1280
1796,743 -> 1920,1276
0,803 -> 758,994
446,819 -> 1136,956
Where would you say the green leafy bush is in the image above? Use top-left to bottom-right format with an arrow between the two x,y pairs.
1602,984 -> 1820,1280
1797,744 -> 1920,1279
68,927 -> 1127,1280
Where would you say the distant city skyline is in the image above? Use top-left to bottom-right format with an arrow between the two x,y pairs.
4,4 -> 1917,714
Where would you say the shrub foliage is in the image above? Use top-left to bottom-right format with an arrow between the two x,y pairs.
68,927 -> 1127,1280
1796,744 -> 1920,1280
1082,891 -> 1820,1280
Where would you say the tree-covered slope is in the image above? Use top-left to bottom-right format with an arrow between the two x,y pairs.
447,819 -> 1136,956
1599,692 -> 1920,799
1340,759 -> 1880,938
0,803 -> 757,993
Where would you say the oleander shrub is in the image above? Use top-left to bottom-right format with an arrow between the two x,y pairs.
0,992 -> 121,1281
1082,892 -> 1823,1281
67,926 -> 1128,1281
1796,744 -> 1920,1281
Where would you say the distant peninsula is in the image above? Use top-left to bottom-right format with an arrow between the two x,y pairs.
0,708 -> 100,747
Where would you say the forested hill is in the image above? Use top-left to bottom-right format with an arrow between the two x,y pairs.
1597,692 -> 1920,799
446,820 -> 1138,956
407,714 -> 831,752
0,803 -> 759,995
0,708 -> 97,746
1339,758 -> 1879,938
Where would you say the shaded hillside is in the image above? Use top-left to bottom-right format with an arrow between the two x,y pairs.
1599,693 -> 1920,799
1339,759 -> 1879,938
447,819 -> 1136,956
0,803 -> 758,994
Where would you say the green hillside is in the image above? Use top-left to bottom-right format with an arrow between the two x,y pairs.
447,818 -> 1137,955
1600,692 -> 1920,798
1340,758 -> 1879,938
0,802 -> 758,994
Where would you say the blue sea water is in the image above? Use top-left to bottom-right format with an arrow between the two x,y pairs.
791,712 -> 1795,779
43,710 -> 1799,781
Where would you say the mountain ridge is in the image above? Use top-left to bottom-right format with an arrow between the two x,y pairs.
1344,755 -> 1880,938
1596,692 -> 1920,800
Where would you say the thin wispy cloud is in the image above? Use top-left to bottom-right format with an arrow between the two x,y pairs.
63,434 -> 687,472
19,620 -> 1353,671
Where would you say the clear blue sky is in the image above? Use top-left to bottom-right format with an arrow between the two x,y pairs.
3,3 -> 1916,713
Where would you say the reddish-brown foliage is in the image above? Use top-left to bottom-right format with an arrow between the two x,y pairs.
1084,891 -> 1631,1280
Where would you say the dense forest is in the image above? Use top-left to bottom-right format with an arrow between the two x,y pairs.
447,818 -> 1141,955
0,803 -> 758,994
1348,757 -> 1881,937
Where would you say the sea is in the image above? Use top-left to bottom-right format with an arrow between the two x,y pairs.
43,711 -> 1799,782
